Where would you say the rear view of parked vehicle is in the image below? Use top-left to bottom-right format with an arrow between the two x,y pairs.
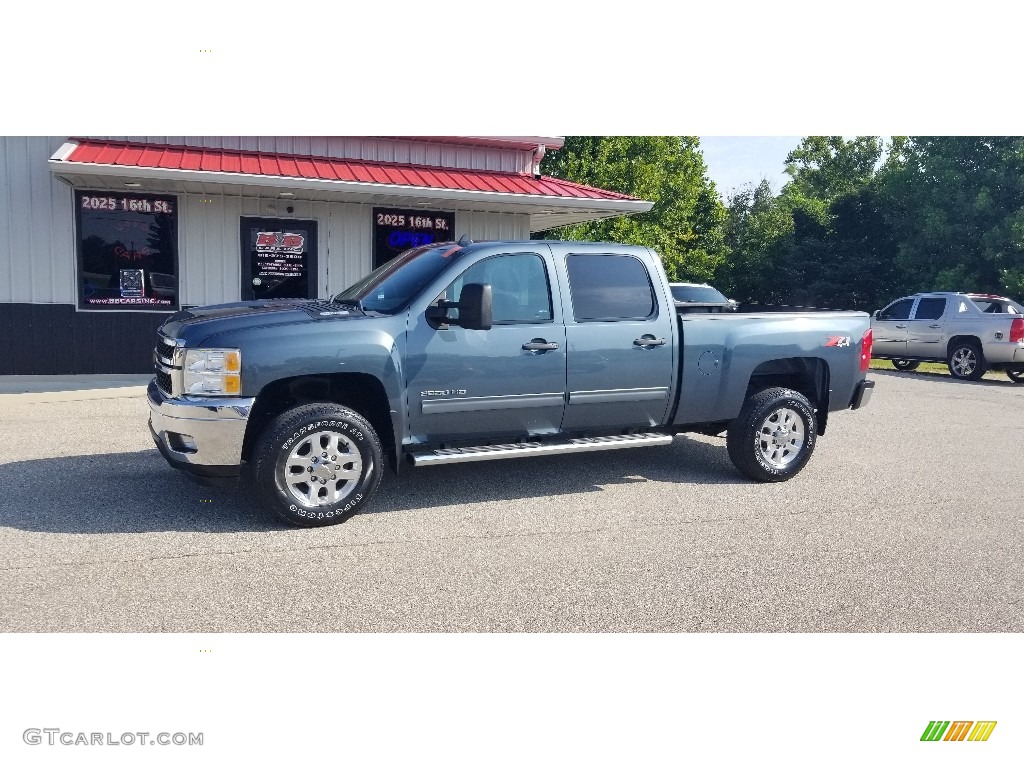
872,292 -> 1024,382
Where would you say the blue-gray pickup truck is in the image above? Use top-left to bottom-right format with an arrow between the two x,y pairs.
148,239 -> 875,526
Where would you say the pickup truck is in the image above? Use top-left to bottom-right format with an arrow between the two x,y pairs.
871,292 -> 1024,382
148,240 -> 875,527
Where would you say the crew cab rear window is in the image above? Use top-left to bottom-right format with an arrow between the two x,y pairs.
566,254 -> 656,322
913,297 -> 946,320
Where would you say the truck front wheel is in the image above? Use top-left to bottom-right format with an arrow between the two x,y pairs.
726,388 -> 817,482
254,403 -> 383,527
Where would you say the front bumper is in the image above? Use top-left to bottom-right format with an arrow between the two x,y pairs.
147,379 -> 255,479
850,378 -> 875,410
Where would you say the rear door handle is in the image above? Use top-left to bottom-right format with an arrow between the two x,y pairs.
895,324 -> 907,329
522,339 -> 559,352
929,324 -> 942,328
634,336 -> 667,347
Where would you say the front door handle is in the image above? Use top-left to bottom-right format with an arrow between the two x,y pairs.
522,339 -> 559,352
634,336 -> 667,347
895,324 -> 907,329
929,323 -> 942,329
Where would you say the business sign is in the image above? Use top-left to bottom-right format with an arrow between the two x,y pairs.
76,191 -> 178,310
254,231 -> 306,280
373,208 -> 455,269
240,218 -> 318,301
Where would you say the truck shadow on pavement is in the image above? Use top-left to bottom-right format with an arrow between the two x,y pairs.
0,436 -> 743,534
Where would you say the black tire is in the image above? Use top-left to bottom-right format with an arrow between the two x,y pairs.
947,341 -> 986,381
1008,368 -> 1024,384
726,387 -> 817,483
892,359 -> 920,371
254,403 -> 383,527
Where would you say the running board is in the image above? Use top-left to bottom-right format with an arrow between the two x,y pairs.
409,432 -> 673,466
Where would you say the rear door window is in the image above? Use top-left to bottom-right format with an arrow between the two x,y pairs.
913,297 -> 946,320
566,254 -> 656,322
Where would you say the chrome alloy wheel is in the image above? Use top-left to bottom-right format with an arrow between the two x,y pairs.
950,347 -> 978,377
283,430 -> 363,507
757,407 -> 805,469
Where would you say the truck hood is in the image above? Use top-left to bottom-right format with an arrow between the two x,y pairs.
158,299 -> 366,344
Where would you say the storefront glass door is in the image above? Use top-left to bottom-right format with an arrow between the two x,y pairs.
240,218 -> 319,301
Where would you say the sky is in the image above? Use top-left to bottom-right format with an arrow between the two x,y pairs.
698,136 -> 801,200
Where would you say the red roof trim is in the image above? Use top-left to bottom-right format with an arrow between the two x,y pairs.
62,138 -> 637,202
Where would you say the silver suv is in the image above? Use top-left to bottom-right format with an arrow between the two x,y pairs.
872,292 -> 1024,382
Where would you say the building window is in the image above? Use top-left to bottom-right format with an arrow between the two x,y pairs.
373,207 -> 455,269
75,191 -> 179,310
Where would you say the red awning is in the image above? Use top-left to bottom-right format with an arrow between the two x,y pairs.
61,139 -> 637,203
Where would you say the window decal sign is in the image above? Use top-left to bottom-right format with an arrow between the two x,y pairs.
119,269 -> 145,298
255,232 -> 307,279
76,191 -> 178,310
240,218 -> 319,301
373,207 -> 454,269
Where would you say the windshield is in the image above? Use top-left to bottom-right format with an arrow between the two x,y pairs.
670,284 -> 729,303
333,244 -> 465,314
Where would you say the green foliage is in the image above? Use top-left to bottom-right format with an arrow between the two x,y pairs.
544,135 -> 1024,313
718,180 -> 793,303
783,136 -> 883,202
539,136 -> 728,282
720,135 -> 1024,311
879,137 -> 1024,297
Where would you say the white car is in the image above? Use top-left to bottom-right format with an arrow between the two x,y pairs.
669,282 -> 737,312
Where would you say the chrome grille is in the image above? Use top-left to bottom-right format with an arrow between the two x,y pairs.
155,335 -> 179,395
156,368 -> 173,394
156,337 -> 178,363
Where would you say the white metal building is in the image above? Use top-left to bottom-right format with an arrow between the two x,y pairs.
0,136 -> 651,374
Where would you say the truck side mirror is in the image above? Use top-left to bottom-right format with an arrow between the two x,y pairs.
872,310 -> 880,319
457,283 -> 492,330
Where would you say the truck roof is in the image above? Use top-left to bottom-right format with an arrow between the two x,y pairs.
911,291 -> 1013,300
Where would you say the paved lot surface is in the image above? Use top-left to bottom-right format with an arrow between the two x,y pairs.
1,371 -> 1021,632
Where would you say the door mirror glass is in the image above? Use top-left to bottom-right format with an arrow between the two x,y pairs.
426,282 -> 493,330
456,283 -> 492,330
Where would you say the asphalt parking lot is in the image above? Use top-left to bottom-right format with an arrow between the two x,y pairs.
0,370 -> 1021,632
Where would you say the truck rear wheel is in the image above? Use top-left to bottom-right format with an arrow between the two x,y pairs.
726,388 -> 817,482
254,403 -> 383,527
892,359 -> 919,371
947,341 -> 986,380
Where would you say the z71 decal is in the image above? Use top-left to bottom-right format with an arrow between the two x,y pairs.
825,336 -> 851,347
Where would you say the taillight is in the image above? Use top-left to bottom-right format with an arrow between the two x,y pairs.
1010,318 -> 1024,344
860,328 -> 873,371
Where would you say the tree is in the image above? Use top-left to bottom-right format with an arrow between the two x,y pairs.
539,136 -> 728,282
877,137 -> 1024,296
783,136 -> 883,202
718,180 -> 794,304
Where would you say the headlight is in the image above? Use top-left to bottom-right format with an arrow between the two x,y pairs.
183,348 -> 241,395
